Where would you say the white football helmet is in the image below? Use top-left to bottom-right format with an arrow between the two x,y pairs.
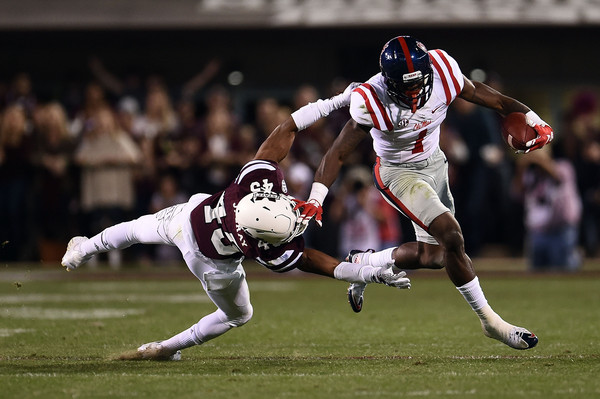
235,192 -> 304,246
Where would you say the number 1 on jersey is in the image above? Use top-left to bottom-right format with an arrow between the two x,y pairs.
412,129 -> 428,154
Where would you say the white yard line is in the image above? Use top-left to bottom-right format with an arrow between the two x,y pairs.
0,328 -> 35,337
1,307 -> 145,320
0,293 -> 210,304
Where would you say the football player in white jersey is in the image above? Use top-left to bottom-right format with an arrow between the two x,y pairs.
61,82 -> 411,361
295,36 -> 554,350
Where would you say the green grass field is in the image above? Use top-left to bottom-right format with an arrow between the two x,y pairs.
1,264 -> 599,398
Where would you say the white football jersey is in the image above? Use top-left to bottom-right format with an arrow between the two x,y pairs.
350,49 -> 465,164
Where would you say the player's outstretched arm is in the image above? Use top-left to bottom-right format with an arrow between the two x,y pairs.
254,82 -> 360,163
297,248 -> 411,289
459,76 -> 553,152
254,117 -> 299,163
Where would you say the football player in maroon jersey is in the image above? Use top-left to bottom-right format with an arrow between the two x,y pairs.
61,83 -> 410,361
298,36 -> 553,350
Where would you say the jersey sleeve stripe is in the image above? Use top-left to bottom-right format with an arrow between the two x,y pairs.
434,50 -> 462,97
355,86 -> 383,131
373,157 -> 429,232
256,251 -> 302,273
363,84 -> 394,130
429,54 -> 452,105
359,84 -> 394,131
276,252 -> 302,272
236,160 -> 276,184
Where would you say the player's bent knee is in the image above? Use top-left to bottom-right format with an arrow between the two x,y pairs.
441,229 -> 465,253
226,304 -> 253,328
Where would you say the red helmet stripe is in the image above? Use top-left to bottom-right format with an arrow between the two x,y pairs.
397,37 -> 415,73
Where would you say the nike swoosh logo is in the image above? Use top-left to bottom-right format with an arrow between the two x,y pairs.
432,104 -> 444,113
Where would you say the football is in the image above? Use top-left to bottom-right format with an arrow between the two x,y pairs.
501,112 -> 538,151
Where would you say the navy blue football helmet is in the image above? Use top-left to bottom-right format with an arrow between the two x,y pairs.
380,36 -> 433,112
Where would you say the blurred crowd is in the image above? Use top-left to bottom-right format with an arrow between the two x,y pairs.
0,64 -> 598,271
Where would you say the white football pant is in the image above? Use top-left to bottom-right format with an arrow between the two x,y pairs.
82,193 -> 253,349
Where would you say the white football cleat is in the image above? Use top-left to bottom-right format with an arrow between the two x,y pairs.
478,307 -> 539,350
119,342 -> 181,361
61,236 -> 92,271
345,249 -> 374,313
482,323 -> 538,350
347,283 -> 366,313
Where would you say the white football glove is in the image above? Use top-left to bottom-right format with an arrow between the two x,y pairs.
337,81 -> 362,107
373,268 -> 411,289
522,110 -> 554,154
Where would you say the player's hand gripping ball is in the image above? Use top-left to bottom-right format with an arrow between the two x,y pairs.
501,112 -> 538,152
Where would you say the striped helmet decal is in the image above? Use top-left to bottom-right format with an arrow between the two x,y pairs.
397,37 -> 415,73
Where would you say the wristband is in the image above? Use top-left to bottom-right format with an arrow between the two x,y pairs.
525,110 -> 546,126
307,182 -> 329,205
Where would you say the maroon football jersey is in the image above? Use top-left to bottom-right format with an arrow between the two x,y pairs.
190,160 -> 304,273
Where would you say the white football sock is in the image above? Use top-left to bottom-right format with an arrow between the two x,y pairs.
80,215 -> 162,256
333,262 -> 379,284
159,328 -> 198,351
80,222 -> 132,255
357,248 -> 395,267
456,276 -> 488,312
161,310 -> 233,351
457,277 -> 510,336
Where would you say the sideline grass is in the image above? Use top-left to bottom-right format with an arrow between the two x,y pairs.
1,269 -> 599,398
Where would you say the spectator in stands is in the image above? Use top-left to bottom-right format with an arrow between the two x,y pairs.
290,85 -> 338,170
70,82 -> 110,140
33,102 -> 77,261
89,56 -> 141,100
513,147 -> 582,271
444,97 -> 511,256
5,73 -> 37,119
130,85 -> 179,216
561,91 -> 600,258
197,85 -> 243,191
253,97 -> 283,141
132,84 -> 178,142
159,99 -> 205,195
0,104 -> 36,260
149,173 -> 188,264
74,107 -> 143,268
337,166 -> 382,258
